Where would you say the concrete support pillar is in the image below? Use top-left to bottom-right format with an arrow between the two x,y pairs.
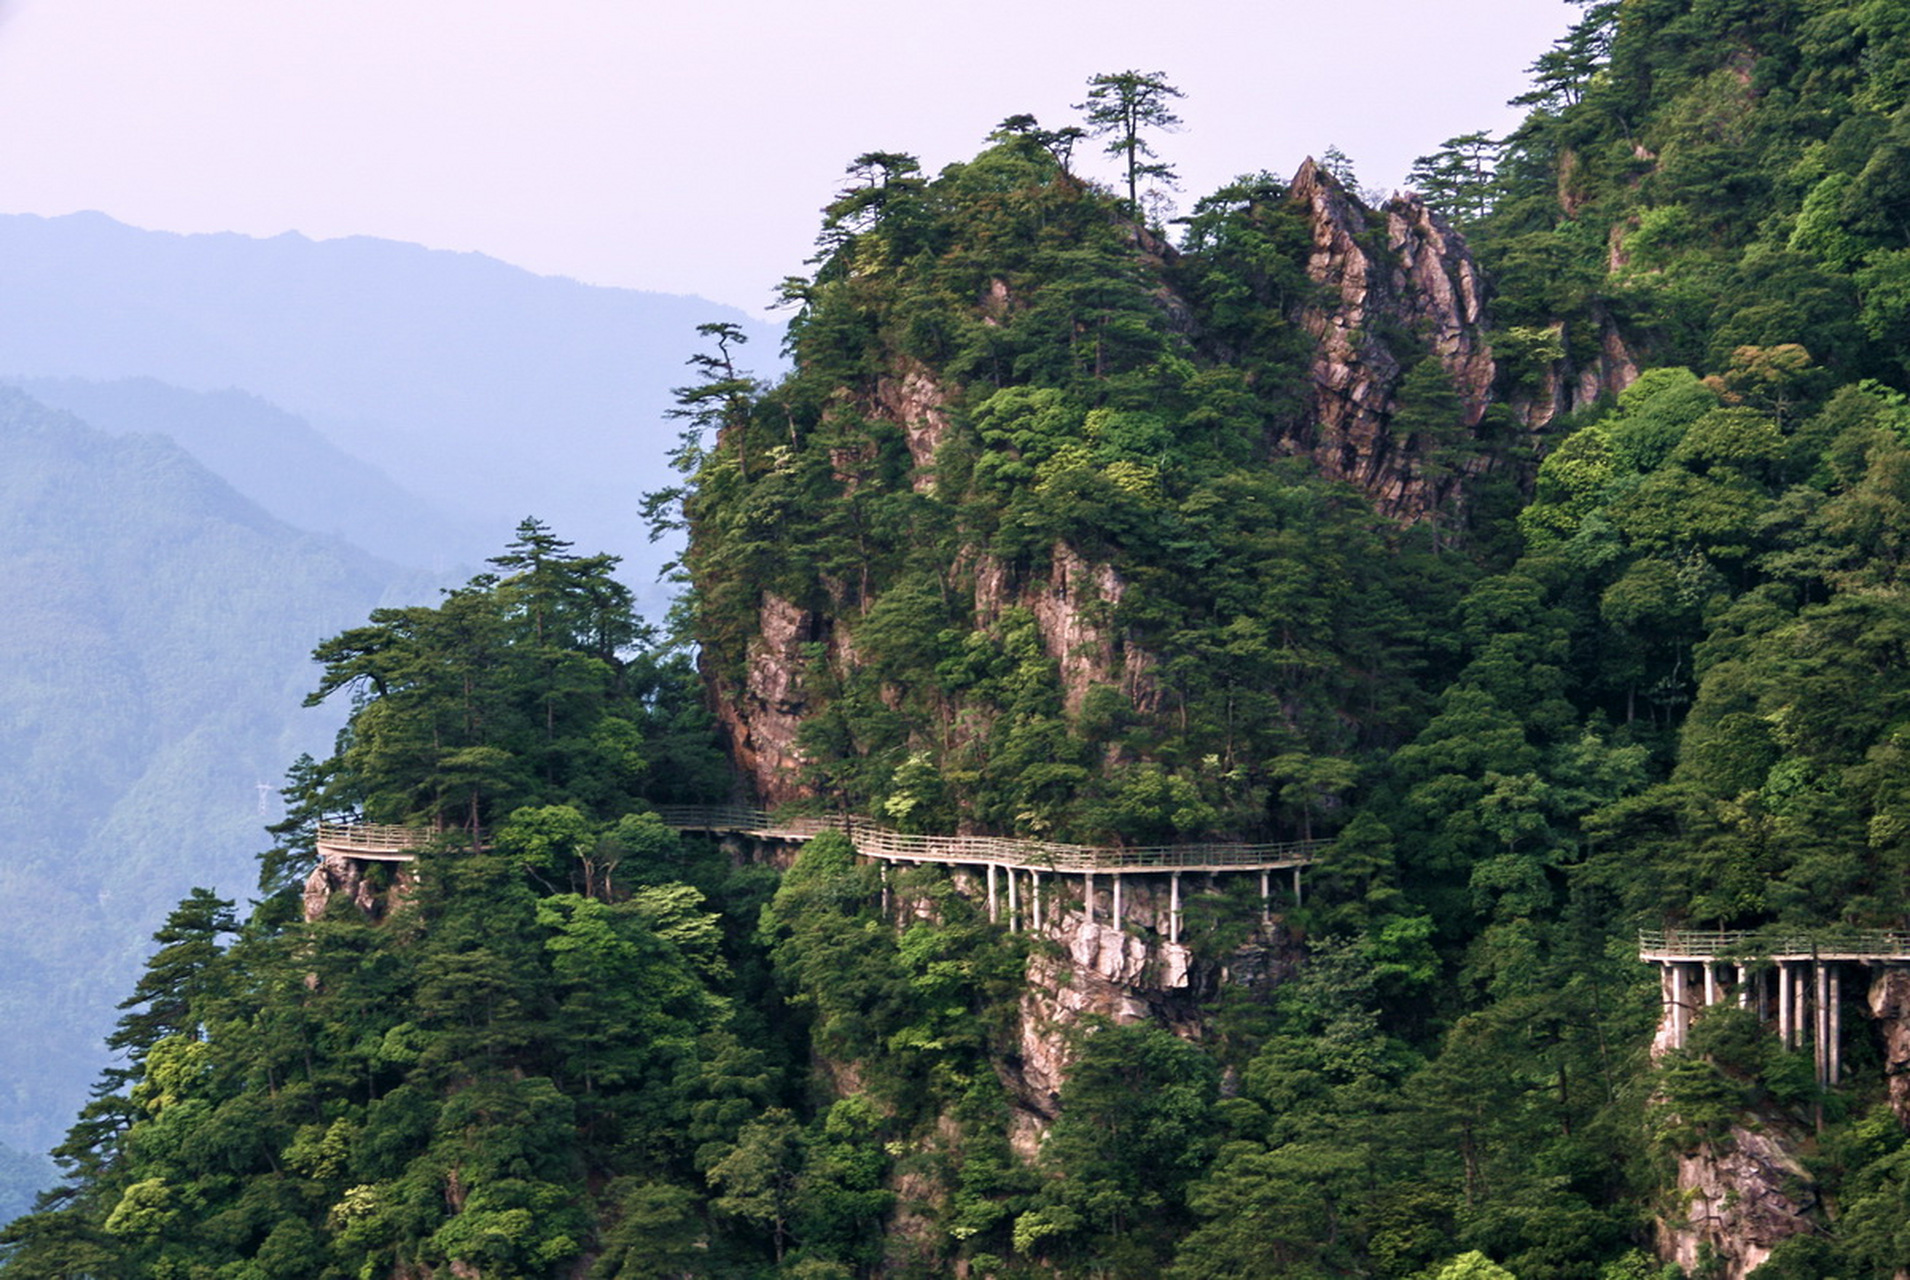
1032,871 -> 1043,933
1112,874 -> 1123,931
1671,964 -> 1689,1049
1704,962 -> 1719,1008
1779,961 -> 1792,1046
1084,872 -> 1096,925
1816,963 -> 1830,1086
1170,872 -> 1182,946
1293,866 -> 1303,906
1259,870 -> 1271,924
1737,964 -> 1750,1011
1007,869 -> 1019,933
1780,966 -> 1795,1046
987,864 -> 998,924
880,863 -> 890,917
1829,964 -> 1842,1086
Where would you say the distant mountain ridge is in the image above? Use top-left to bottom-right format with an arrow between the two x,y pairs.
0,212 -> 783,605
8,376 -> 488,571
0,386 -> 424,1154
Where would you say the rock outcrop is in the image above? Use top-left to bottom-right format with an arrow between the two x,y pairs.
873,357 -> 955,486
715,593 -> 830,808
302,852 -> 408,922
1869,966 -> 1910,1125
1644,991 -> 1820,1278
1661,1125 -> 1818,1280
708,161 -> 1516,811
1285,159 -> 1499,518
990,874 -> 1299,1151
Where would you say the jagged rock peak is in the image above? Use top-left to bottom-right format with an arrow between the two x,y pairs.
1282,157 -> 1501,520
1288,156 -> 1372,232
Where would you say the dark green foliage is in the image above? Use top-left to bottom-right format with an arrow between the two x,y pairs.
1475,0 -> 1910,388
285,517 -> 728,855
34,9 -> 1910,1276
673,132 -> 1481,848
0,529 -> 758,1279
1017,1020 -> 1219,1275
1409,132 -> 1503,227
1077,70 -> 1185,219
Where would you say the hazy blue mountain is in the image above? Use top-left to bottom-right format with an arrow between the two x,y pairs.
0,387 -> 428,1155
0,1144 -> 51,1227
0,212 -> 783,610
9,376 -> 488,571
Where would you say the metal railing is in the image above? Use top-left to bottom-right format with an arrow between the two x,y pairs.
652,805 -> 1324,873
1639,928 -> 1910,960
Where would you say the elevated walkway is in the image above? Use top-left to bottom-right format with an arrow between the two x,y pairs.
1638,927 -> 1910,963
314,823 -> 436,862
316,809 -> 1325,941
1638,927 -> 1910,1088
650,805 -> 1322,874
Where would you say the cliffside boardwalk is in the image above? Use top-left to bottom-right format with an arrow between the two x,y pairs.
315,812 -> 1324,943
1639,928 -> 1910,1087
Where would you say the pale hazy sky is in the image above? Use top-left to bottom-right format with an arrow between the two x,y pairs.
0,0 -> 1576,315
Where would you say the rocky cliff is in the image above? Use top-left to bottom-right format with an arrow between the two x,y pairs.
705,159 -> 1514,813
1660,1122 -> 1817,1280
1648,966 -> 1910,1278
1282,159 -> 1499,517
302,852 -> 412,922
1870,966 -> 1910,1125
907,867 -> 1300,1164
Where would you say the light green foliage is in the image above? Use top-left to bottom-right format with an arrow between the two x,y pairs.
1423,1252 -> 1519,1280
1606,368 -> 1720,473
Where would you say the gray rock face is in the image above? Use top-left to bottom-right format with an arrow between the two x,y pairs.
1285,159 -> 1499,520
713,593 -> 828,808
1869,965 -> 1910,1125
301,853 -> 410,922
990,874 -> 1299,1147
1662,1126 -> 1817,1280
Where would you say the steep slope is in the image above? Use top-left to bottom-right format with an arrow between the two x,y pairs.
1474,0 -> 1910,393
0,388 -> 419,1154
680,149 -> 1507,838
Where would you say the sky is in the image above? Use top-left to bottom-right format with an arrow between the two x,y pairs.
0,0 -> 1579,317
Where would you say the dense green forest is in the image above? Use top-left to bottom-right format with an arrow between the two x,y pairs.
15,2 -> 1910,1276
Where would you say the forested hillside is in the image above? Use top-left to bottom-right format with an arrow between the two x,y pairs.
13,3 -> 1910,1277
0,388 -> 423,1155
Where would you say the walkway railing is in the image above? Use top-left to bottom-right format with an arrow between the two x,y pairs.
315,823 -> 436,855
314,809 -> 1327,877
1639,928 -> 1910,961
652,805 -> 1325,874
